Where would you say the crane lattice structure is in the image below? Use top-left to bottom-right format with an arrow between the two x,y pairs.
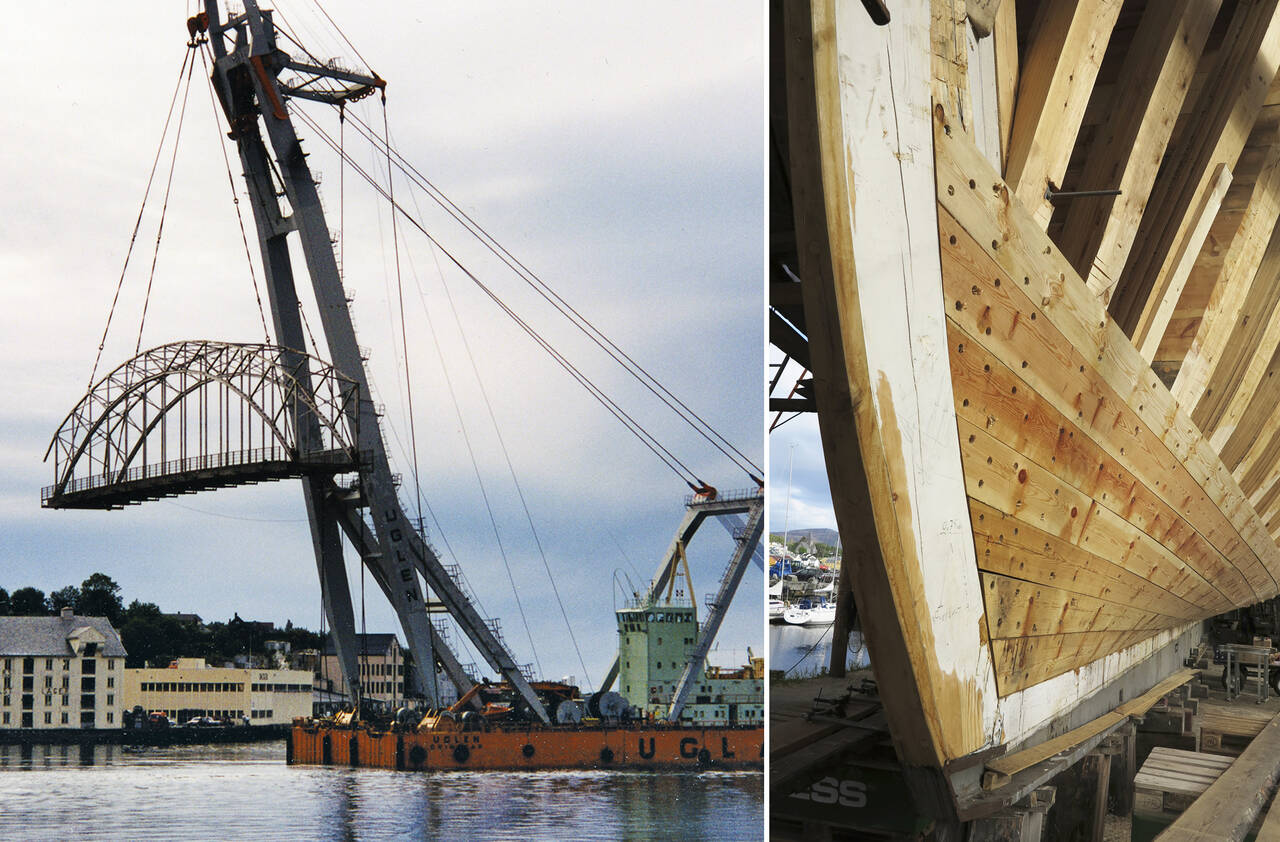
43,0 -> 552,721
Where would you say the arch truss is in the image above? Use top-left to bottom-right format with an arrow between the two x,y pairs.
42,341 -> 363,509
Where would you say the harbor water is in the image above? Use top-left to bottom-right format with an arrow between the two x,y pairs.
769,624 -> 871,679
0,742 -> 762,840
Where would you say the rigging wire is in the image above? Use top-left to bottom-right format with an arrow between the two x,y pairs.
375,103 -> 543,679
309,0 -> 373,73
271,15 -> 756,485
378,95 -> 453,685
291,108 -> 704,488
198,44 -> 272,344
88,47 -> 194,389
338,109 -> 762,481
135,48 -> 198,355
402,155 -> 594,690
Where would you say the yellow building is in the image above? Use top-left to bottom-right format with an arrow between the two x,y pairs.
123,658 -> 312,725
0,609 -> 127,730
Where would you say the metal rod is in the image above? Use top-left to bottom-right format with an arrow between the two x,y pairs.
1045,187 -> 1123,201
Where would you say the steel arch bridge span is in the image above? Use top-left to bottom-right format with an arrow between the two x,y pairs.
42,341 -> 363,510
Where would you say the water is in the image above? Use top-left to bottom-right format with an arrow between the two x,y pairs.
0,742 -> 762,840
769,624 -> 871,679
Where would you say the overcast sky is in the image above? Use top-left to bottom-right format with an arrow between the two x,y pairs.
1,2 -> 763,690
768,355 -> 835,539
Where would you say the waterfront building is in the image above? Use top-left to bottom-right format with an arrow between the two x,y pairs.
123,658 -> 312,725
0,608 -> 127,730
317,633 -> 407,707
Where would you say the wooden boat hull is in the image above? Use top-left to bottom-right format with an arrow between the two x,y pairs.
288,723 -> 763,771
775,0 -> 1280,810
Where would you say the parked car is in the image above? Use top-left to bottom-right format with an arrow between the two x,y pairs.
147,712 -> 170,729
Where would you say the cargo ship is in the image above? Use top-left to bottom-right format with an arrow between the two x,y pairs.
288,583 -> 764,771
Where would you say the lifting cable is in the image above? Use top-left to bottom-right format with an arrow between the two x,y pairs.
424,219 -> 594,691
134,46 -> 198,356
270,18 -> 754,486
378,96 -> 450,684
198,44 -> 272,344
341,110 -> 762,483
88,47 -> 193,389
379,95 -> 544,680
293,108 -> 705,490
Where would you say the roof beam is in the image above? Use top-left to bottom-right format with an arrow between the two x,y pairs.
1108,0 -> 1280,340
1054,0 -> 1220,304
1004,0 -> 1123,229
1175,123 -> 1280,412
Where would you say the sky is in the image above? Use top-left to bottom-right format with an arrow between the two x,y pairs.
0,2 -> 764,691
768,355 -> 836,539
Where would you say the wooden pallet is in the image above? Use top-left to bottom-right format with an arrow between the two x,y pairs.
1197,703 -> 1274,755
1134,746 -> 1233,818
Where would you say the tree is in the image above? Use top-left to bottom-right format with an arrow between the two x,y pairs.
9,587 -> 48,616
0,588 -> 10,616
76,573 -> 123,624
49,586 -> 79,612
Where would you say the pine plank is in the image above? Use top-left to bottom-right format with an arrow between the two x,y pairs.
935,116 -> 1280,602
959,418 -> 1230,612
946,311 -> 1253,606
980,570 -> 1190,638
939,208 -> 1264,603
971,500 -> 1204,620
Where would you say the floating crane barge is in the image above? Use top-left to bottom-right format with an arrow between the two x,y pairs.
290,488 -> 765,772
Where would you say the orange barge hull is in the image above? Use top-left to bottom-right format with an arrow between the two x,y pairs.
288,724 -> 763,771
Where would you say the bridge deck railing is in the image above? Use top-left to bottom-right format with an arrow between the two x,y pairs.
42,445 -> 361,503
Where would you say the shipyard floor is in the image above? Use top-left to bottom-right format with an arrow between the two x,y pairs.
771,666 -> 1280,840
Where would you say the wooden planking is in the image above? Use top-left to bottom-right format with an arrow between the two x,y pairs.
1117,669 -> 1201,717
783,0 -> 996,767
1174,127 -> 1280,409
1110,0 -> 1280,343
959,416 -> 1233,612
993,629 -> 1164,696
971,500 -> 1204,621
980,570 -> 1188,639
1055,0 -> 1220,302
983,712 -> 1126,790
934,114 -> 1280,603
1156,711 -> 1280,841
945,307 -> 1252,607
1004,0 -> 1123,228
1135,163 -> 1233,363
939,208 -> 1261,604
